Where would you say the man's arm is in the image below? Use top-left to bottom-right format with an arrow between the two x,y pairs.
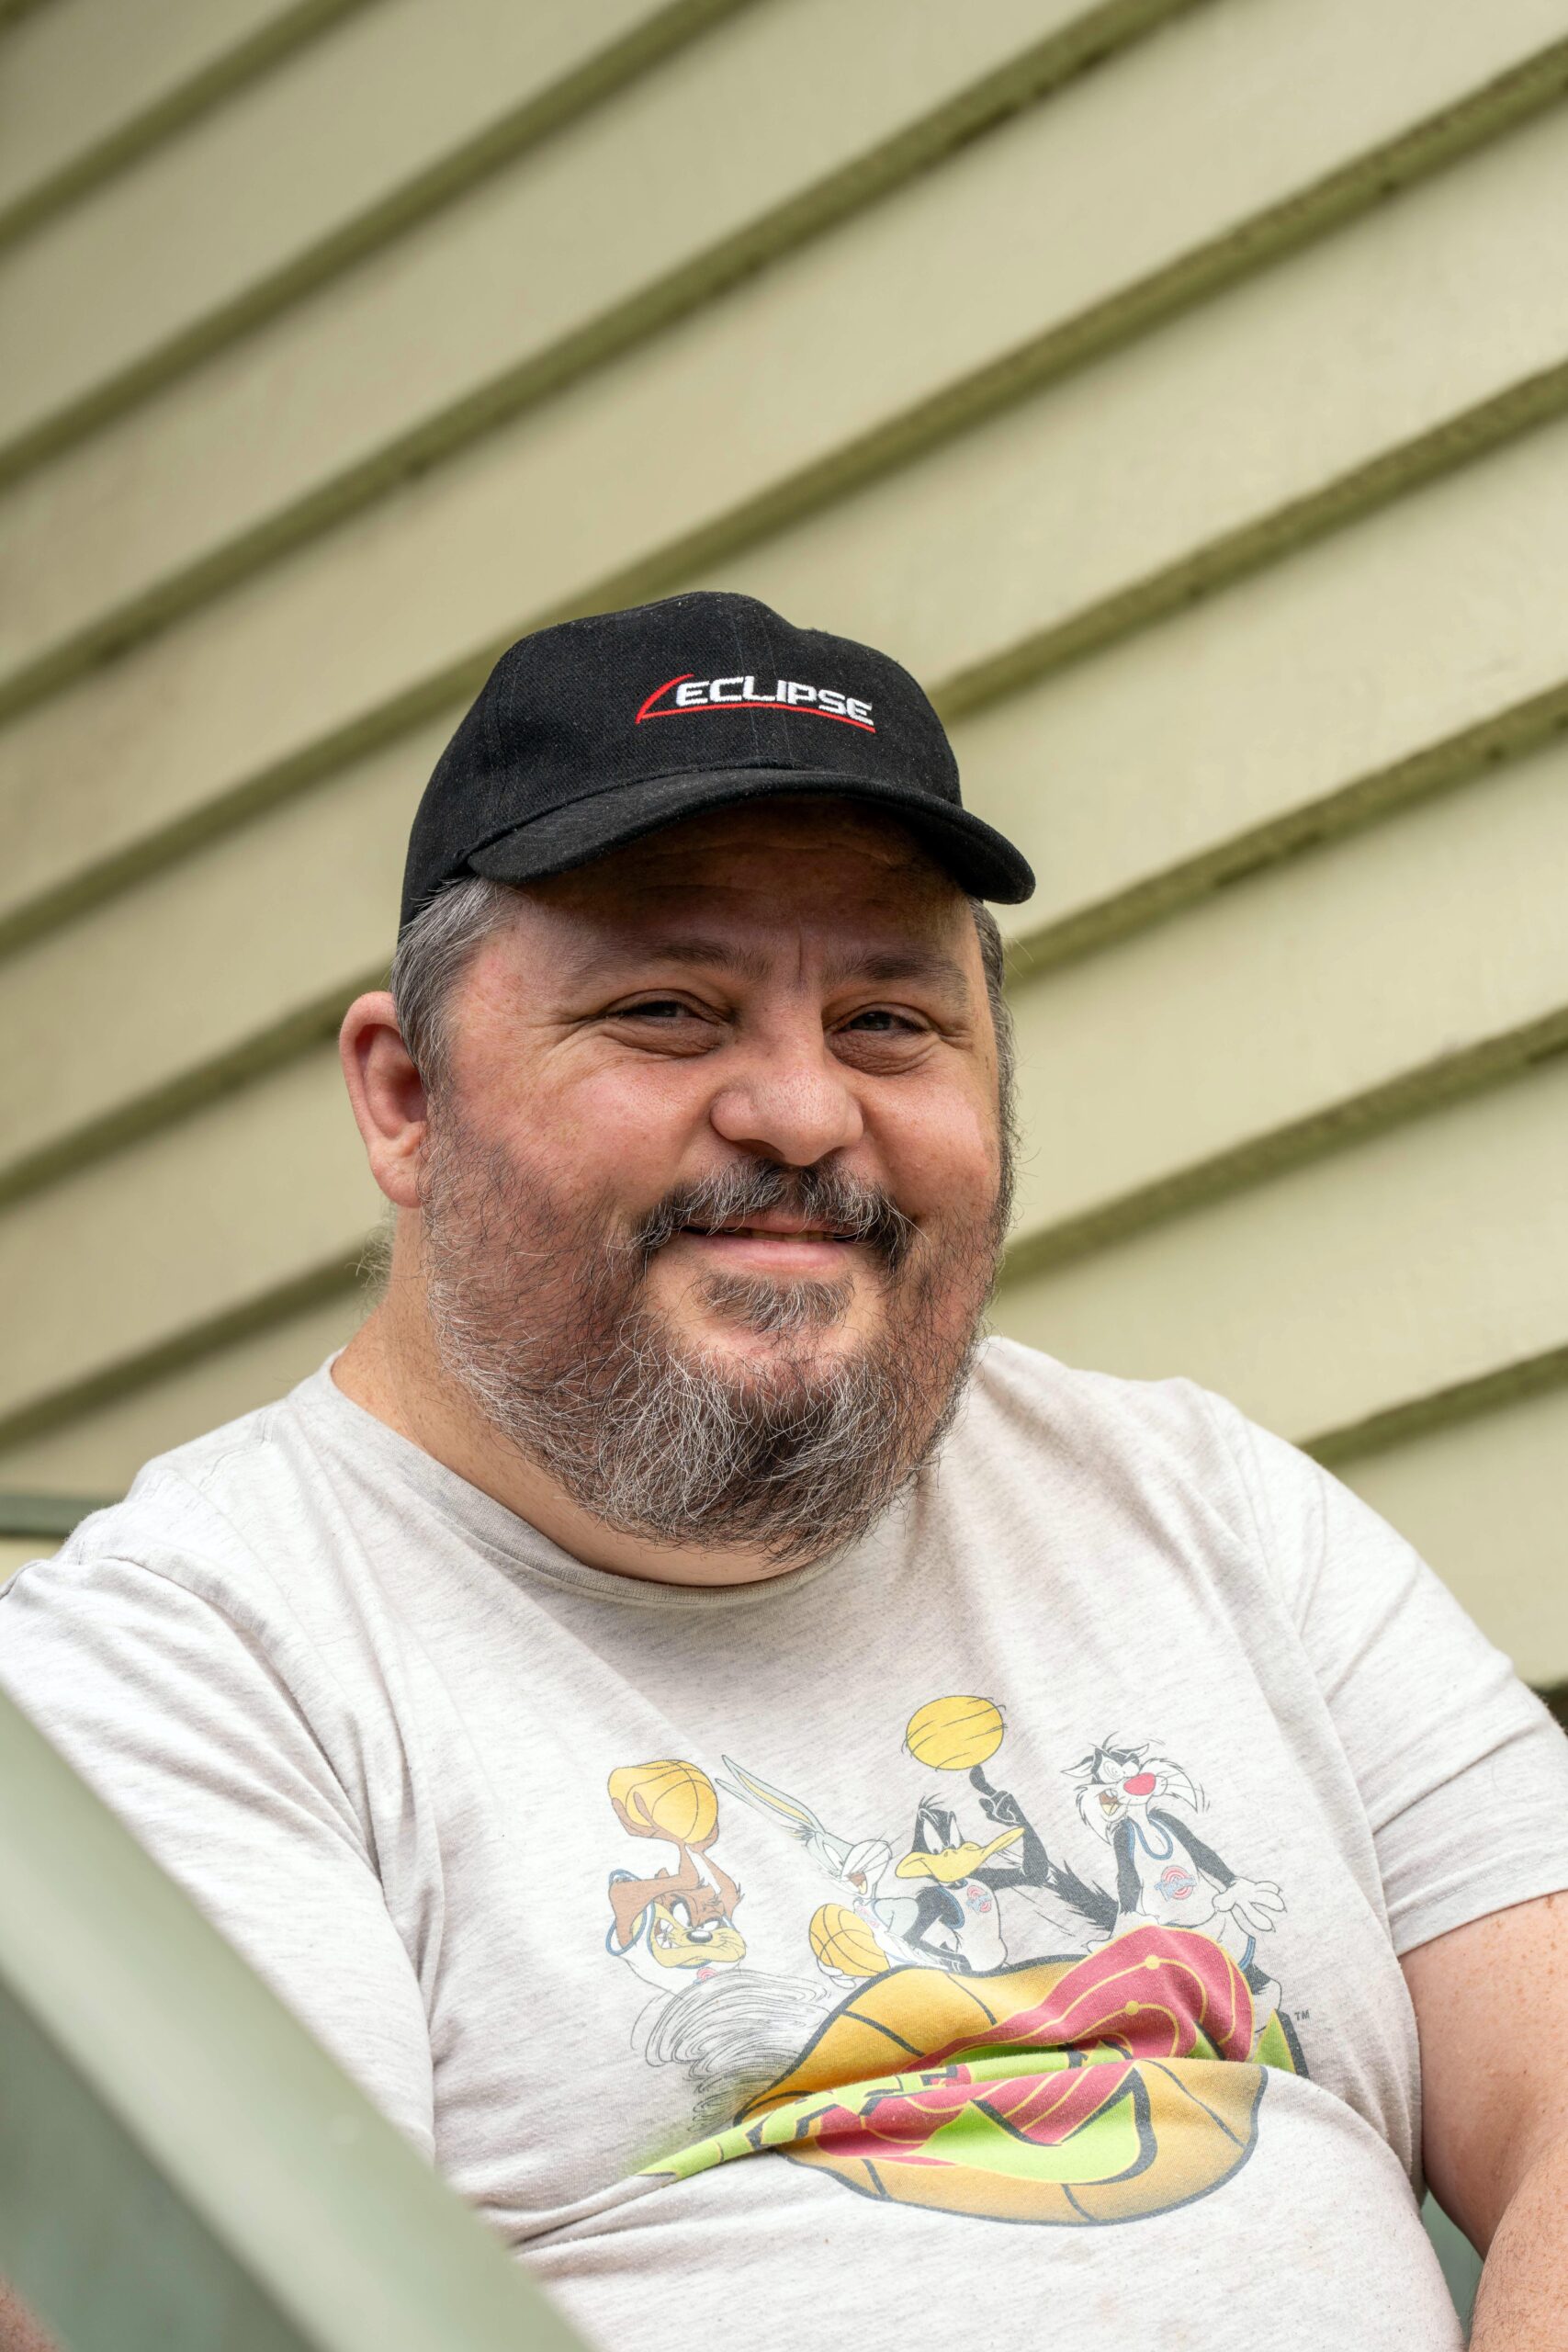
0,1551 -> 437,2157
0,2279 -> 56,2352
1404,1888 -> 1568,2348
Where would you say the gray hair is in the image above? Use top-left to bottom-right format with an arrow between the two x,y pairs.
391,871 -> 1016,1120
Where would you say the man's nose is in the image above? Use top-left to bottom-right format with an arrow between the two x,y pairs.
707,1034 -> 864,1167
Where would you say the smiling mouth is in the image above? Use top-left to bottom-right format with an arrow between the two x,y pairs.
682,1224 -> 860,1244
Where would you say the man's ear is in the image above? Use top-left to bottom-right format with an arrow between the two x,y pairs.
340,990 -> 428,1209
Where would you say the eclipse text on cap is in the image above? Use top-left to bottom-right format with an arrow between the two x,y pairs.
635,673 -> 876,730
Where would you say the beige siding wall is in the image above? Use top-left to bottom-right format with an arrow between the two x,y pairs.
2,0 -> 1565,1672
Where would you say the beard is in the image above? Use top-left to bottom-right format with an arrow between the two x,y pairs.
417,1103 -> 1010,1567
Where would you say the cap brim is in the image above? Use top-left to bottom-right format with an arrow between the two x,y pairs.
465,763 -> 1034,904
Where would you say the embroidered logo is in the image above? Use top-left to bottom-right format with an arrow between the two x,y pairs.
636,673 -> 874,732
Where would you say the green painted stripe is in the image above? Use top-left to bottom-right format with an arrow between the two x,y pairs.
1004,673 -> 1568,982
0,0 -> 376,254
4,17 -> 1565,739
0,976 -> 370,1212
0,0 -> 757,491
0,0 -> 1204,705
943,354 -> 1568,729
997,1005 -> 1568,1286
1304,1340 -> 1568,1470
0,1253 -> 366,1456
0,1490 -> 108,1538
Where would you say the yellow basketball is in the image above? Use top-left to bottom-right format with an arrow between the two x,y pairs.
904,1694 -> 1005,1772
608,1759 -> 718,1847
808,1904 -> 888,1980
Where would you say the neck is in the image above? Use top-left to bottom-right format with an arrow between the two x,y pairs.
333,1283 -> 812,1589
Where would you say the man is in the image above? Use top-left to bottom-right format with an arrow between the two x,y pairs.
3,591 -> 1566,2349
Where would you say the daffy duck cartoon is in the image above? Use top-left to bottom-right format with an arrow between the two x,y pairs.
897,1770 -> 1115,1970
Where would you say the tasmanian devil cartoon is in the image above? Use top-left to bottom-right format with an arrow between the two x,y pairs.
604,1761 -> 748,1993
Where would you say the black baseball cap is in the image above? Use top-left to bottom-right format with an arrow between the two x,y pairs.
400,590 -> 1034,933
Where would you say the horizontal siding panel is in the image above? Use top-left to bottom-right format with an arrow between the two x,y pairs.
0,0 -> 733,465
972,414 -> 1568,956
9,0 -> 1563,478
11,107 -> 1568,951
0,720 -> 440,1187
1339,1385 -> 1568,1687
0,0 -> 1157,690
1006,732 -> 1568,1241
996,1056 -> 1568,1443
0,1046 -> 375,1425
696,112 -> 1568,709
0,1289 -> 364,1497
0,0 -> 361,235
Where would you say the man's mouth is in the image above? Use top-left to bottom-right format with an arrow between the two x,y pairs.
632,1163 -> 917,1276
681,1220 -> 860,1244
676,1216 -> 863,1269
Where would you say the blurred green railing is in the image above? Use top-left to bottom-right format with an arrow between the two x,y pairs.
0,1684 -> 589,2352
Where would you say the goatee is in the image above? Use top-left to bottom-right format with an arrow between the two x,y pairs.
418,1111 -> 1009,1566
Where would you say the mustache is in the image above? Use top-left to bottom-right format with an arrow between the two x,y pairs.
629,1161 -> 917,1273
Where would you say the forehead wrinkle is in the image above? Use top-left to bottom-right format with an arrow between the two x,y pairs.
547,928 -> 777,988
821,944 -> 971,999
545,923 -> 969,996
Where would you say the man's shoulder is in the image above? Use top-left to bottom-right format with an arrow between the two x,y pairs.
942,1337 -> 1276,1572
6,1373 -> 333,1617
964,1334 -> 1233,1465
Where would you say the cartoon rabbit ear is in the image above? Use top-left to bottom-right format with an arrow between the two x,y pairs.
716,1756 -> 825,1836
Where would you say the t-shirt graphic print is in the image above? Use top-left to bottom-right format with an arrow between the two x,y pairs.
600,1693 -> 1303,2228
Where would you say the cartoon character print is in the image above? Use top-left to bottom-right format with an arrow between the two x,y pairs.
603,1701 -> 1305,2224
1069,1739 -> 1291,2036
717,1694 -> 1112,1986
604,1759 -> 748,1990
604,1759 -> 835,2120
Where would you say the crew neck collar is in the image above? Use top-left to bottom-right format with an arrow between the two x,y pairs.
291,1356 -> 863,1611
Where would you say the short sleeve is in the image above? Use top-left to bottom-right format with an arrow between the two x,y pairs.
0,1549 -> 435,2151
1200,1389 -> 1568,1955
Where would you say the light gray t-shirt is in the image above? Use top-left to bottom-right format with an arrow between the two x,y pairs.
4,1340 -> 1566,2350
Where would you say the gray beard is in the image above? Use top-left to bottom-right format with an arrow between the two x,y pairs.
418,1118 -> 1007,1566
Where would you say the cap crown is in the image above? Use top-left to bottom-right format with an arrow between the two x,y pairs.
400,590 -> 1029,930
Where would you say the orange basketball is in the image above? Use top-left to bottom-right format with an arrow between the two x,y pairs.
608,1759 -> 718,1846
809,1904 -> 888,1980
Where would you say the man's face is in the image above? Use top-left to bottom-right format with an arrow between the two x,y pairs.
415,797 -> 1010,1561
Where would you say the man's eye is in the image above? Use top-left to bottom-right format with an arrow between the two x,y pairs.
617,999 -> 696,1022
843,1008 -> 921,1035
